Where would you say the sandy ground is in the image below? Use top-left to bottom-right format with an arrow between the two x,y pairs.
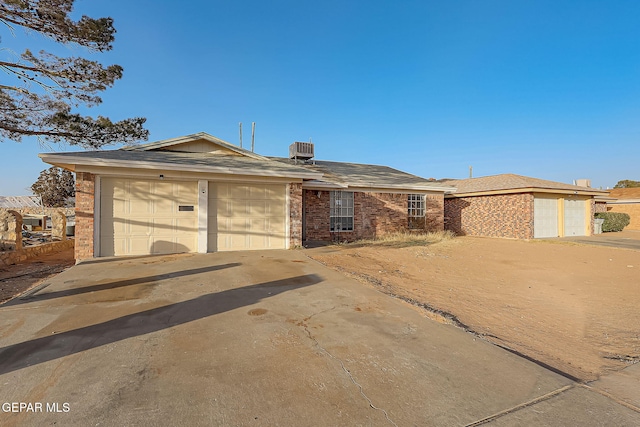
0,248 -> 75,304
307,234 -> 640,382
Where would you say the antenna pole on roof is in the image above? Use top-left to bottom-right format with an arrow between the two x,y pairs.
469,166 -> 473,179
239,122 -> 243,148
251,122 -> 255,152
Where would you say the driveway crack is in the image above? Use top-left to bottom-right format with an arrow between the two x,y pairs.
464,385 -> 575,426
298,308 -> 398,427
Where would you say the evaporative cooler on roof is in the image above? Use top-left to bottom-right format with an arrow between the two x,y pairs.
289,142 -> 314,162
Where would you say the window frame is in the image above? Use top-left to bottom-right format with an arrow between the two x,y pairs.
407,193 -> 426,229
330,191 -> 354,232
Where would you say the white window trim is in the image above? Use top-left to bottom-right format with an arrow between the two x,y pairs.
330,191 -> 354,232
408,194 -> 426,229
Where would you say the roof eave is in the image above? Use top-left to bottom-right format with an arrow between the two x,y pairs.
345,182 -> 457,193
446,187 -> 607,198
39,154 -> 323,180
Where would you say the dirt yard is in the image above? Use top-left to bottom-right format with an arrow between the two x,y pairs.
307,234 -> 640,382
0,248 -> 75,304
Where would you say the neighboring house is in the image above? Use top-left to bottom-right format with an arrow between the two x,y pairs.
606,188 -> 640,231
0,196 -> 42,208
442,174 -> 608,239
39,133 -> 455,260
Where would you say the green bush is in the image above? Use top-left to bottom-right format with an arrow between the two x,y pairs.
594,212 -> 631,232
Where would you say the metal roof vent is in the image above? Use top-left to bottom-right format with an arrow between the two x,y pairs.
289,141 -> 314,162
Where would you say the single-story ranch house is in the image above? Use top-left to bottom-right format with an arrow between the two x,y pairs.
40,133 -> 455,261
442,174 -> 608,239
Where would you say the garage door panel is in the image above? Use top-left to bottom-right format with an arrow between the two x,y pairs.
564,199 -> 586,236
153,197 -> 173,212
130,220 -> 152,235
149,238 -> 184,254
534,197 -> 559,238
101,178 -> 197,257
208,182 -> 287,251
230,218 -> 249,232
247,200 -> 267,216
130,197 -> 152,215
175,217 -> 197,231
229,199 -> 248,215
230,185 -> 249,199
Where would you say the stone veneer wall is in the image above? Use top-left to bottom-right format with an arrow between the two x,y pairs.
0,239 -> 74,267
0,207 -> 75,218
288,183 -> 303,247
303,190 -> 444,243
444,193 -> 535,239
75,172 -> 95,260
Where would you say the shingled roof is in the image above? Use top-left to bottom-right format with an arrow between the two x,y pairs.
608,188 -> 640,200
442,174 -> 607,196
270,158 -> 455,192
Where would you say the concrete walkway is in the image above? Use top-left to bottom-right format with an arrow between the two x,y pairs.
0,250 -> 638,426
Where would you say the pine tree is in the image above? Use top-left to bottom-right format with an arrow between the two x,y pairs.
0,0 -> 148,148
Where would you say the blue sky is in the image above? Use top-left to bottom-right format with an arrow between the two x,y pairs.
2,0 -> 639,194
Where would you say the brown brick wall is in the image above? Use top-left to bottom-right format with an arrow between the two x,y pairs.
303,190 -> 331,241
594,201 -> 608,214
444,193 -> 535,239
607,202 -> 640,230
426,193 -> 445,232
75,172 -> 95,260
303,190 -> 444,243
288,183 -> 303,247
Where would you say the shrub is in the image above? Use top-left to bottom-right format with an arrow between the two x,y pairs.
594,212 -> 631,232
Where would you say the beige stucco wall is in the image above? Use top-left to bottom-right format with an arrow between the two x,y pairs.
607,203 -> 640,231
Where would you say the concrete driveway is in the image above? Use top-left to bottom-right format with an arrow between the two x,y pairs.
0,250 -> 638,426
551,230 -> 640,250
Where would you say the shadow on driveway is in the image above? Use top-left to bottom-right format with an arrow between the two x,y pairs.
0,274 -> 322,375
2,263 -> 242,307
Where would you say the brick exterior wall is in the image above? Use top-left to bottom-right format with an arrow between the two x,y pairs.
288,183 -> 303,247
75,172 -> 95,260
425,193 -> 445,232
303,190 -> 444,243
594,201 -> 608,214
304,190 -> 331,241
444,193 -> 535,239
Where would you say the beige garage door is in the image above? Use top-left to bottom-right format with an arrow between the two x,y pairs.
100,178 -> 198,256
534,197 -> 559,238
208,182 -> 287,251
564,199 -> 587,236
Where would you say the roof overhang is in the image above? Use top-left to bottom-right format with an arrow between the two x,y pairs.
39,153 -> 323,180
301,180 -> 456,193
446,187 -> 606,198
607,199 -> 640,204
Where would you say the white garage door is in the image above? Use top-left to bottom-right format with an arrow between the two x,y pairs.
534,197 -> 559,238
564,199 -> 586,236
208,182 -> 287,251
100,178 -> 198,256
